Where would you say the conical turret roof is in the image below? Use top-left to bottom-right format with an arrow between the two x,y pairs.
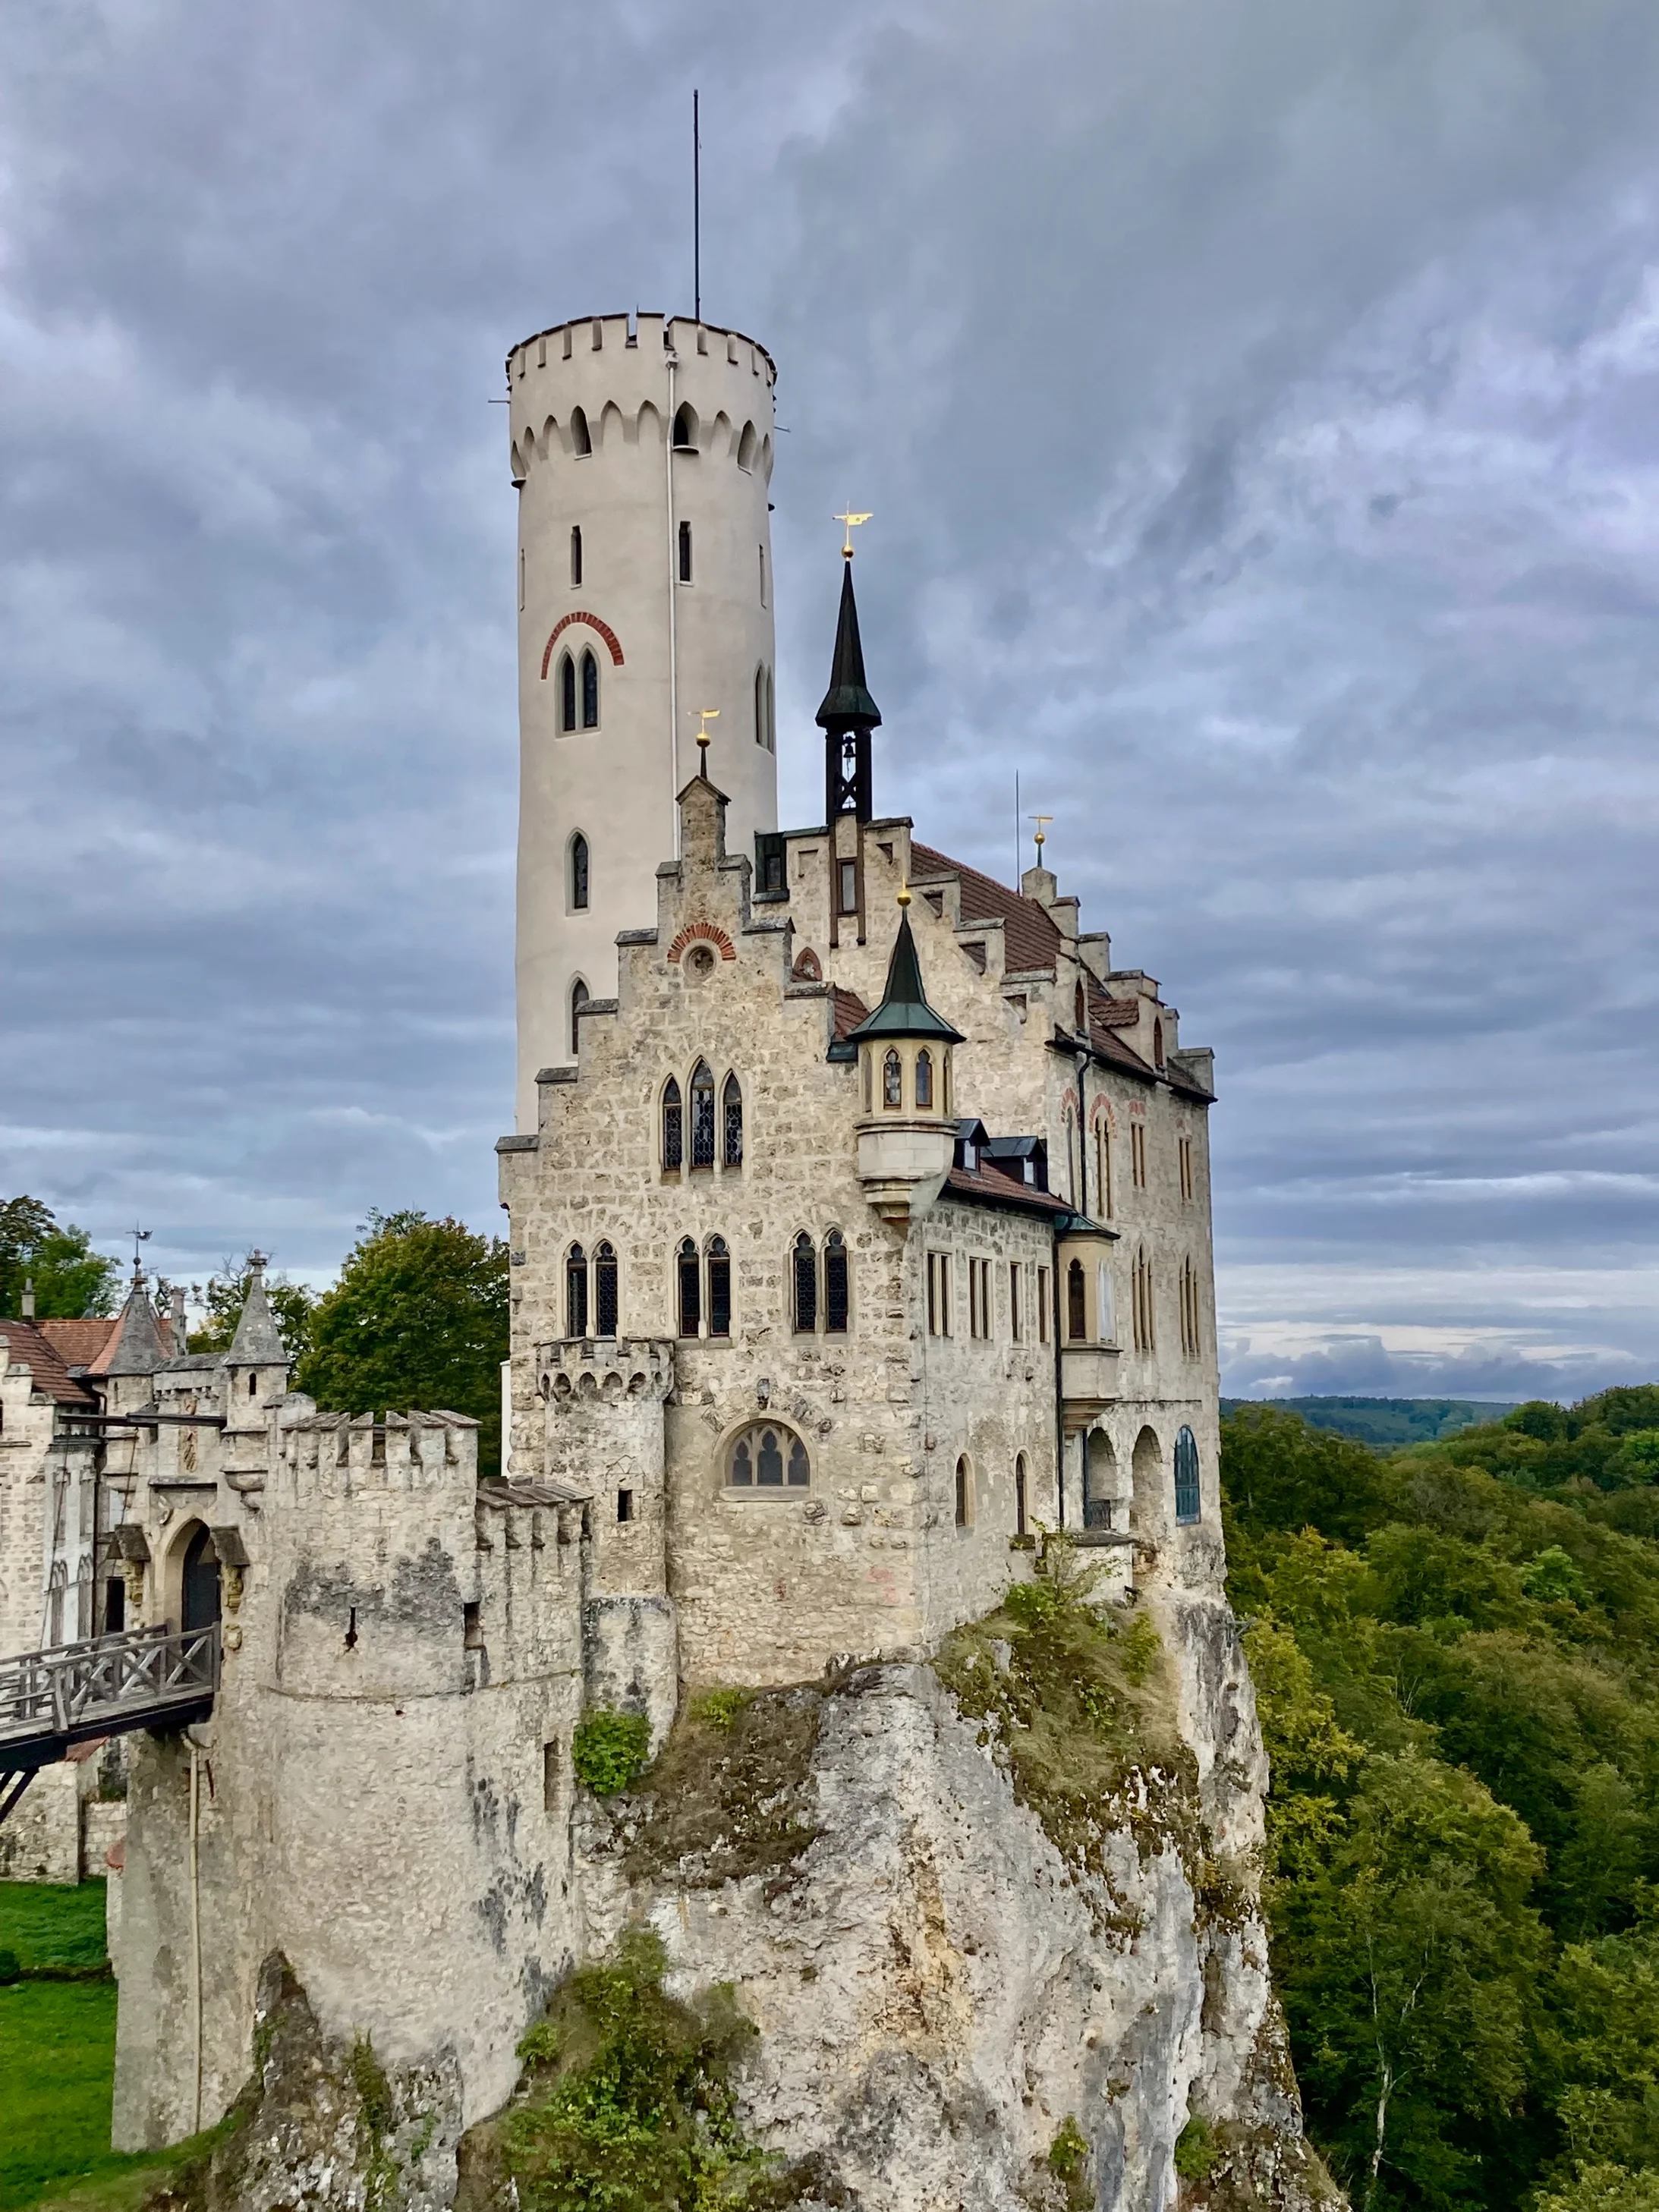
846,906 -> 965,1046
815,560 -> 882,732
228,1259 -> 288,1366
102,1275 -> 168,1377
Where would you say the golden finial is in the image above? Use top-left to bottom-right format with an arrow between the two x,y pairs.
694,706 -> 719,764
1029,813 -> 1053,858
834,508 -> 873,559
897,879 -> 911,909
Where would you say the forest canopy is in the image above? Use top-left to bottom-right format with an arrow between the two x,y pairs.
1225,1390 -> 1659,2212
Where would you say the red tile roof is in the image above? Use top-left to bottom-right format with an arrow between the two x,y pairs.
37,1317 -> 120,1372
944,1157 -> 1075,1218
0,1320 -> 99,1408
909,844 -> 1066,977
830,985 -> 870,1041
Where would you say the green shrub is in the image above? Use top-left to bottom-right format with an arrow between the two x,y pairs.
1174,2115 -> 1217,2182
0,1946 -> 20,1985
691,1688 -> 751,1732
1047,2116 -> 1091,2210
570,1710 -> 652,1798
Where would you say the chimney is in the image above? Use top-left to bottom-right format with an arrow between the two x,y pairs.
20,1277 -> 35,1321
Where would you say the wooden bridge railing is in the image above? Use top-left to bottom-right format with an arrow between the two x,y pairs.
0,1622 -> 220,1767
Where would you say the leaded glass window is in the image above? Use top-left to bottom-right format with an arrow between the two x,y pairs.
1067,1258 -> 1087,1342
1174,1427 -> 1201,1524
722,1075 -> 743,1167
726,1422 -> 811,1490
677,1238 -> 700,1337
662,1079 -> 682,1169
707,1238 -> 731,1338
581,650 -> 599,728
595,1242 -> 619,1336
559,653 -> 577,732
690,1062 -> 716,1169
824,1232 -> 848,1334
565,1244 -> 587,1339
914,1049 -> 933,1109
883,1049 -> 902,1109
792,1232 -> 817,1333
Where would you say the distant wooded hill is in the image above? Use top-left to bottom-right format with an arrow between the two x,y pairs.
1219,1395 -> 1523,1446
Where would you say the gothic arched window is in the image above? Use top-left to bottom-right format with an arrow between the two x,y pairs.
565,1244 -> 588,1338
824,1231 -> 848,1334
1015,1452 -> 1028,1537
581,649 -> 600,729
559,653 -> 578,732
672,403 -> 697,450
883,1049 -> 902,1110
914,1049 -> 933,1110
677,1238 -> 700,1338
722,1075 -> 743,1167
955,1455 -> 972,1529
569,978 -> 588,1057
595,1242 -> 619,1337
569,406 -> 591,456
792,1232 -> 817,1333
662,1078 -> 683,1169
707,1237 -> 731,1338
1174,1427 -> 1201,1524
1067,1257 -> 1087,1342
690,1061 -> 716,1169
678,519 -> 694,584
570,832 -> 589,911
570,525 -> 582,586
726,1421 -> 810,1490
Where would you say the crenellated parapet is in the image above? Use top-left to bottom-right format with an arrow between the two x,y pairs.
269,1405 -> 478,1505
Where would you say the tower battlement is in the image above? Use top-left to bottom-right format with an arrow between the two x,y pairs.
271,1406 -> 477,1502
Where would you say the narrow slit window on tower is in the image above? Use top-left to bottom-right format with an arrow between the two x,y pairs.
690,1060 -> 716,1169
824,1231 -> 848,1333
792,1232 -> 817,1333
518,548 -> 525,611
617,1487 -> 634,1524
722,1075 -> 743,1167
1015,1452 -> 1028,1537
766,669 -> 776,752
955,1455 -> 971,1528
570,406 -> 591,455
595,1241 -> 619,1336
677,1238 -> 701,1337
565,1244 -> 588,1338
559,653 -> 578,732
707,1237 -> 732,1338
678,519 -> 694,583
914,1049 -> 933,1109
883,1049 -> 903,1110
581,649 -> 600,728
755,666 -> 767,747
839,857 -> 858,914
1009,1262 -> 1022,1342
569,978 -> 588,1056
570,525 -> 583,586
758,544 -> 767,605
570,832 -> 589,911
662,1078 -> 683,1169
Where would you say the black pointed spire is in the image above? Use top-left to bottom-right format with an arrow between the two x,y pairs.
846,900 -> 965,1046
817,555 -> 881,823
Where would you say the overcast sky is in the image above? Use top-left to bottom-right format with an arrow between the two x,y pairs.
4,0 -> 1657,1400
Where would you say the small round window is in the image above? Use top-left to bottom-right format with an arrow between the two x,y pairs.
727,1422 -> 811,1491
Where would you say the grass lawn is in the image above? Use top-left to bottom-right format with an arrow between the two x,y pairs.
0,1880 -> 182,2212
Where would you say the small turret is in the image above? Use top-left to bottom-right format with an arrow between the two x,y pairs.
818,552 -> 881,826
225,1254 -> 289,1423
848,889 -> 964,1223
103,1273 -> 168,1378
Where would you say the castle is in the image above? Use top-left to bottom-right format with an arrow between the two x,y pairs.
0,316 -> 1269,2208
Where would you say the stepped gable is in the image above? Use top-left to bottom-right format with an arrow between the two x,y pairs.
0,1318 -> 98,1408
909,842 -> 1065,975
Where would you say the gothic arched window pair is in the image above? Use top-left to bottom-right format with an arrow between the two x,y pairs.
565,1241 -> 619,1338
661,1065 -> 741,1171
558,648 -> 600,732
677,1236 -> 731,1339
791,1230 -> 848,1335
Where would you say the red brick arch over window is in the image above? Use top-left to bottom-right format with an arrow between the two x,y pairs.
668,923 -> 736,964
540,612 -> 625,678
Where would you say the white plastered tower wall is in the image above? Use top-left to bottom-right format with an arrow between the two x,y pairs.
509,313 -> 780,1129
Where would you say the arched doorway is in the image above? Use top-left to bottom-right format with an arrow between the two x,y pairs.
1131,1425 -> 1162,1534
180,1525 -> 221,1634
1084,1431 -> 1118,1530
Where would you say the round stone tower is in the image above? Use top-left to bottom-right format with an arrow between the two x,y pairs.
507,313 -> 779,1128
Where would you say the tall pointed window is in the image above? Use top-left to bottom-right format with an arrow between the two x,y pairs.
765,669 -> 775,752
1015,1452 -> 1028,1537
1180,1256 -> 1201,1359
595,1242 -> 619,1337
581,649 -> 600,728
883,1049 -> 902,1109
570,406 -> 591,455
1067,1257 -> 1087,1342
1133,1248 -> 1156,1353
1174,1427 -> 1201,1524
570,525 -> 583,586
677,1238 -> 700,1337
662,1078 -> 683,1169
672,403 -> 696,449
824,1232 -> 849,1333
914,1049 -> 933,1110
755,666 -> 767,748
722,1075 -> 743,1167
707,1237 -> 731,1338
1097,1120 -> 1113,1219
569,979 -> 588,1056
570,833 -> 589,911
690,1061 -> 716,1169
792,1233 -> 817,1333
559,653 -> 578,732
565,1244 -> 588,1338
678,520 -> 694,583
955,1455 -> 972,1528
